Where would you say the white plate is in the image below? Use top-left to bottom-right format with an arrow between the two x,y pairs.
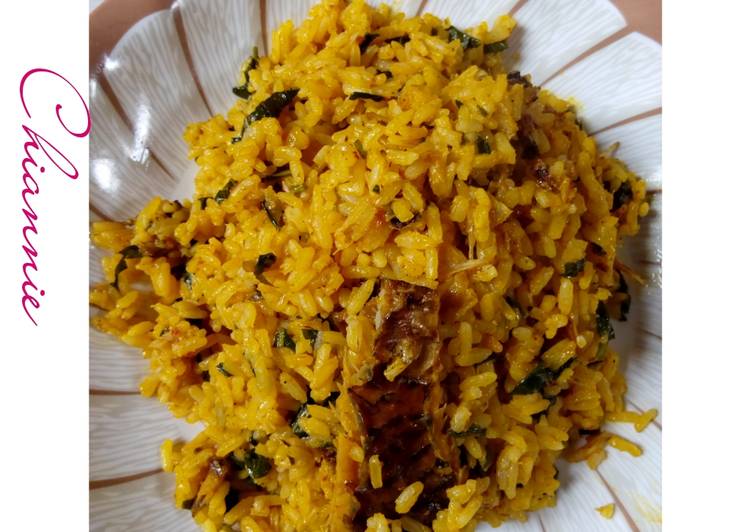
89,1 -> 662,529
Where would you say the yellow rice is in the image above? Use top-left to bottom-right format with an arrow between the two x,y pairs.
597,503 -> 616,519
90,0 -> 654,530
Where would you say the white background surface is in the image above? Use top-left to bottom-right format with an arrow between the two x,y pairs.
0,0 -> 89,529
0,0 -> 749,530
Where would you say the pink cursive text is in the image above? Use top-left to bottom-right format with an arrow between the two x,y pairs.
19,68 -> 90,325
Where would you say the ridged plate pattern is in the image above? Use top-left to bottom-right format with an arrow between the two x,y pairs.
90,1 -> 662,529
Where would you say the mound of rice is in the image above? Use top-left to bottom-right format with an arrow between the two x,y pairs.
90,1 -> 655,530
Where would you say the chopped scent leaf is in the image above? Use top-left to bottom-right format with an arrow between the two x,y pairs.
183,271 -> 194,290
612,181 -> 634,210
291,404 -> 310,438
563,258 -> 586,278
111,259 -> 126,289
302,328 -> 319,347
349,92 -> 384,101
232,85 -> 252,99
245,451 -> 272,481
214,179 -> 237,203
120,245 -> 142,259
217,363 -> 232,377
596,301 -> 615,341
111,246 -> 142,289
447,25 -> 481,49
232,47 -> 259,99
245,46 -> 259,74
274,328 -> 296,351
483,40 -> 508,53
476,136 -> 491,154
261,196 -> 284,228
512,358 -> 574,395
263,164 -> 300,194
512,366 -> 555,395
254,253 -> 276,285
246,88 -> 300,124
